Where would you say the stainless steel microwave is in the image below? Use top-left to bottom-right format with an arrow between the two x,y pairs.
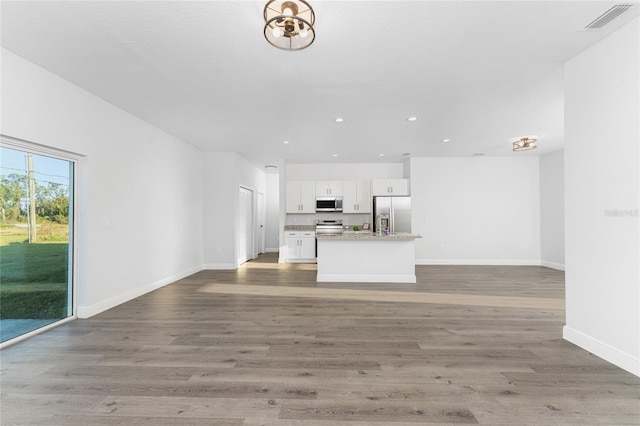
316,197 -> 343,212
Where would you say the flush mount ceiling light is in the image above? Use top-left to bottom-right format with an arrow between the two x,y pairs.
264,0 -> 315,51
334,117 -> 344,123
512,137 -> 538,152
407,116 -> 418,122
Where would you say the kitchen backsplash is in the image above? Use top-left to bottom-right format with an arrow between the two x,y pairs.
285,213 -> 371,226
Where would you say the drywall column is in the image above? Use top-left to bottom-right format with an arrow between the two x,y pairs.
563,17 -> 639,376
539,149 -> 565,270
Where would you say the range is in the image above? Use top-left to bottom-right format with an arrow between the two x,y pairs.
315,219 -> 343,236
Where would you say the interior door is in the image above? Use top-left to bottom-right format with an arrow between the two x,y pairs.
256,192 -> 265,256
238,187 -> 253,265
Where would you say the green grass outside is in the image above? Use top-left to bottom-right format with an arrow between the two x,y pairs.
0,224 -> 69,319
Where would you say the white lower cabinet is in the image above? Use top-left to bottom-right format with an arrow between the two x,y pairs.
284,231 -> 316,262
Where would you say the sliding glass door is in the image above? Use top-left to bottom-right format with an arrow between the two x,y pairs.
0,144 -> 75,343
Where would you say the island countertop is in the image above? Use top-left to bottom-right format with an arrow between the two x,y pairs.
316,232 -> 421,241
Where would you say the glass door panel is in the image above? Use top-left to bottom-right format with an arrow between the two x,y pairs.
0,146 -> 74,343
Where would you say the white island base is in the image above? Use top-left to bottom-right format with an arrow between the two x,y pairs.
316,234 -> 419,283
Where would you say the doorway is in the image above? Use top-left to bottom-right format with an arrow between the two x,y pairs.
237,186 -> 253,265
256,192 -> 265,256
0,142 -> 76,345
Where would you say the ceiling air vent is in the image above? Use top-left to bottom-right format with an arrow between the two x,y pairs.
584,4 -> 634,29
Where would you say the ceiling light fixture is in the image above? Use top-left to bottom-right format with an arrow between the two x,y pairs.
441,138 -> 451,143
512,137 -> 538,152
282,140 -> 289,144
378,153 -> 385,157
264,0 -> 315,51
332,154 -> 338,157
407,116 -> 418,122
334,117 -> 344,123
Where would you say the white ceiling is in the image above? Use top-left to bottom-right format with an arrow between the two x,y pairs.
1,1 -> 638,169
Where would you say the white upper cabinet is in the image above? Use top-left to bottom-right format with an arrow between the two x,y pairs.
286,181 -> 316,213
371,179 -> 410,196
342,180 -> 371,213
315,181 -> 343,196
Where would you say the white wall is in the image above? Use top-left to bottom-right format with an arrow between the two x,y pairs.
539,149 -> 565,269
410,157 -> 541,265
1,48 -> 204,318
202,152 -> 266,268
265,173 -> 280,252
563,18 -> 639,376
286,163 -> 404,181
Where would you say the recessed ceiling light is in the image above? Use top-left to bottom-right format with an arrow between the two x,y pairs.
378,153 -> 385,157
332,154 -> 339,157
407,116 -> 418,122
282,140 -> 289,144
441,138 -> 451,143
334,117 -> 344,123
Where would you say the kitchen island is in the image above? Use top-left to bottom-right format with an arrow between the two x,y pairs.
316,232 -> 421,283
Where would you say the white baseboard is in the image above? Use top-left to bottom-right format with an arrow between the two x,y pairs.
317,273 -> 416,283
415,259 -> 541,266
202,263 -> 237,270
541,260 -> 565,271
265,247 -> 279,253
563,326 -> 639,377
77,264 -> 203,319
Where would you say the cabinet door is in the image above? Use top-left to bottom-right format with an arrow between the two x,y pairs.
389,179 -> 410,195
315,181 -> 328,196
371,179 -> 390,196
342,181 -> 357,213
316,181 -> 342,196
284,234 -> 299,259
299,181 -> 316,213
299,236 -> 316,259
285,182 -> 301,213
328,181 -> 343,196
356,180 -> 371,213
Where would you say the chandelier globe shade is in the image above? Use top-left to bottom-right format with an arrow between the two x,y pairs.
264,0 -> 316,51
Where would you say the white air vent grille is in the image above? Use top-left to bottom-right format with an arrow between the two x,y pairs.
584,4 -> 634,29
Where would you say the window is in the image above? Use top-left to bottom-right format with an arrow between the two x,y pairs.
0,139 -> 77,344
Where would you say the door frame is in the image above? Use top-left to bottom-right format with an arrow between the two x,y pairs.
237,185 -> 254,266
256,191 -> 265,256
0,134 -> 81,348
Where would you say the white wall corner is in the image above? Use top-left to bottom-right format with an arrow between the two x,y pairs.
563,326 -> 640,377
541,260 -> 565,271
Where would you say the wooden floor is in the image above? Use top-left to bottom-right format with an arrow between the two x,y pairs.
1,253 -> 638,425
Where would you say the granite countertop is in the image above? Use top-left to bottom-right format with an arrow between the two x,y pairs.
316,232 -> 421,241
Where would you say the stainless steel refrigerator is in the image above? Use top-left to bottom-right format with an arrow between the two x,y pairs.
373,196 -> 411,233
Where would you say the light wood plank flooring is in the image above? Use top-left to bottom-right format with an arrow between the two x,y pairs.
1,253 -> 638,425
